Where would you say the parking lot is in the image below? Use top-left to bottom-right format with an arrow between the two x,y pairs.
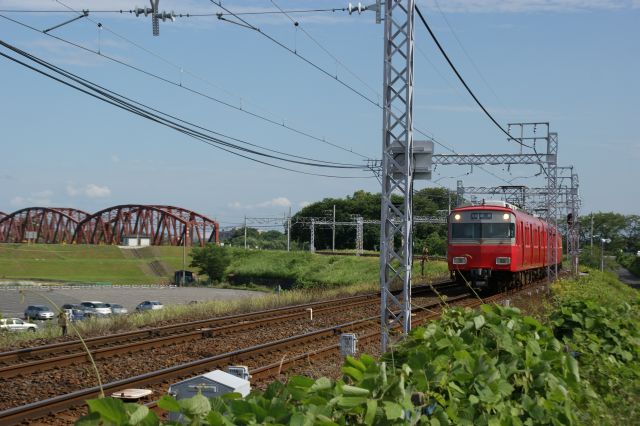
0,285 -> 265,318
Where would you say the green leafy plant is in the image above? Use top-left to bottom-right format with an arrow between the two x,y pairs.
77,304 -> 600,426
387,304 -> 590,425
550,273 -> 640,425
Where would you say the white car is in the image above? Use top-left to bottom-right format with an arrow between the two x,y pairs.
136,301 -> 164,312
1,318 -> 38,332
80,301 -> 112,317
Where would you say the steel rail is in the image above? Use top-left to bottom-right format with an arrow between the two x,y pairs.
0,279 -> 455,366
0,292 -> 380,365
0,293 -> 472,425
0,292 -> 416,378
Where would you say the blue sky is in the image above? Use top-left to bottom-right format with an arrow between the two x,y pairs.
0,0 -> 638,227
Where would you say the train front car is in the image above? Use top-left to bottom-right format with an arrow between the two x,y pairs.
448,202 -> 519,290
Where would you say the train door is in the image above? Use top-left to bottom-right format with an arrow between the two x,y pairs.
520,222 -> 524,266
535,227 -> 540,265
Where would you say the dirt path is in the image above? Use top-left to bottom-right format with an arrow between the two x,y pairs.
616,267 -> 640,289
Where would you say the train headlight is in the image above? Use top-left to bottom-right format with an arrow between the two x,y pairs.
452,257 -> 467,265
503,213 -> 510,220
454,214 -> 461,221
496,257 -> 511,265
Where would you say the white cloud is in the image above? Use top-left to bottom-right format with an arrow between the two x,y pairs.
66,183 -> 111,198
258,197 -> 292,208
66,184 -> 81,197
229,197 -> 293,210
299,201 -> 311,208
85,184 -> 111,198
10,190 -> 54,207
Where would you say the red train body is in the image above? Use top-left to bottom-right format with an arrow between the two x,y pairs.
447,201 -> 562,288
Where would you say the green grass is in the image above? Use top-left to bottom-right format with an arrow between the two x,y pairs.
0,244 -> 449,287
226,248 -> 448,288
0,244 -> 186,284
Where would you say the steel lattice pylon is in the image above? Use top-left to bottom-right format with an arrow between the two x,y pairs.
356,216 -> 364,256
380,0 -> 415,352
310,218 -> 316,253
546,132 -> 559,281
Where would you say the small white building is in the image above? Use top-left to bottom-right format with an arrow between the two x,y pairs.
168,369 -> 250,401
168,369 -> 250,423
122,236 -> 151,247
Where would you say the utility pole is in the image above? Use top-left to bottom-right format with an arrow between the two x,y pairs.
590,213 -> 594,251
310,218 -> 315,253
287,207 -> 291,252
182,226 -> 188,286
332,204 -> 336,252
244,216 -> 247,250
380,0 -> 416,352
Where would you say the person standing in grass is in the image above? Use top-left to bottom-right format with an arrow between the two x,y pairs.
58,310 -> 68,336
420,246 -> 429,276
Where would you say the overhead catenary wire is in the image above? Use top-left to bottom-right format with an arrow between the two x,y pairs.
209,0 -> 382,110
46,0 -> 495,179
269,0 -> 380,102
431,0 -> 511,116
0,14 -> 369,165
44,0 -> 370,160
8,4 -> 538,187
0,40 -> 370,179
205,2 -> 525,188
414,5 -> 531,150
0,7 -> 348,17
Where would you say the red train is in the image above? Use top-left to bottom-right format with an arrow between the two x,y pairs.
447,201 -> 562,289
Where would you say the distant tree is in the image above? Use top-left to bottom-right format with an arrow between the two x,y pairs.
291,189 -> 454,252
223,227 -> 287,250
189,244 -> 230,283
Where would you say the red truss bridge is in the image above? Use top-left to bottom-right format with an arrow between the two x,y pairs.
0,207 -> 89,244
0,205 -> 218,247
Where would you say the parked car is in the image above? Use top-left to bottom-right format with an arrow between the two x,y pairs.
106,303 -> 128,315
1,318 -> 38,332
24,305 -> 54,320
79,301 -> 112,317
63,308 -> 86,322
136,301 -> 164,312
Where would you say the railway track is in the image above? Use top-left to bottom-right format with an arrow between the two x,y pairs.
0,280 -> 462,377
0,291 -> 482,425
0,281 -> 547,425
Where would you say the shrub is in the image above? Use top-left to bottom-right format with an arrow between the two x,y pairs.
189,244 -> 231,283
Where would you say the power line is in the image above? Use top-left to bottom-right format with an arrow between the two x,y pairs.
414,5 -> 531,149
207,1 -> 468,165
207,3 -> 532,188
45,0 -> 471,174
210,1 -> 382,110
6,4 -> 525,187
0,7 -> 348,17
269,0 -> 380,102
431,0 -> 512,116
44,0 -> 370,160
0,40 -> 371,179
0,14 -> 370,162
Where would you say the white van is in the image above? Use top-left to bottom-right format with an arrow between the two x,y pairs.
80,301 -> 112,316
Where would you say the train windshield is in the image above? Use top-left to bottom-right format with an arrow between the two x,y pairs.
451,223 -> 514,239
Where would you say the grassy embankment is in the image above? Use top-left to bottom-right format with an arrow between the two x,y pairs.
0,244 -> 448,287
550,269 -> 640,424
